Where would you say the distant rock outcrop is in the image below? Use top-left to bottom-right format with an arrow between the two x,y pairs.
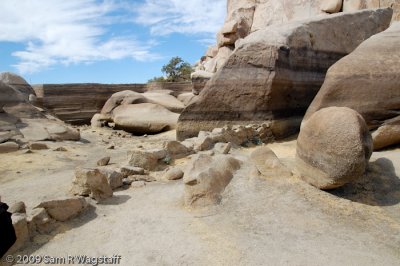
0,72 -> 80,148
304,22 -> 400,150
177,9 -> 393,140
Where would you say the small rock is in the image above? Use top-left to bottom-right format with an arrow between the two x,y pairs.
213,142 -> 232,154
97,167 -> 124,190
0,141 -> 19,153
107,145 -> 115,150
97,156 -> 111,166
194,136 -> 214,152
250,146 -> 292,178
28,208 -> 56,234
120,166 -> 145,177
164,141 -> 192,159
9,201 -> 26,214
54,146 -> 67,152
126,175 -> 156,182
131,181 -> 146,188
70,168 -> 113,202
184,154 -> 241,207
164,167 -> 184,180
127,149 -> 166,171
29,142 -> 49,150
9,213 -> 30,253
35,197 -> 88,222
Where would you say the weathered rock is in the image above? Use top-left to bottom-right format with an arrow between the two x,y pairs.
304,22 -> 400,150
131,181 -> 146,188
70,168 -> 113,201
53,146 -> 67,151
91,113 -> 111,128
112,103 -> 179,134
321,0 -> 343,13
9,201 -> 26,214
29,142 -> 49,150
143,92 -> 185,113
0,141 -> 19,153
372,117 -> 400,150
183,154 -> 241,207
19,119 -> 80,142
250,146 -> 292,178
126,175 -> 156,182
0,72 -> 35,107
101,90 -> 147,115
164,140 -> 192,159
296,107 -> 373,189
343,0 -> 400,20
191,71 -> 213,95
9,213 -> 30,253
35,197 -> 88,222
213,142 -> 232,154
120,166 -> 145,176
127,149 -> 165,171
28,207 -> 56,234
177,92 -> 197,106
164,167 -> 184,180
97,156 -> 111,166
177,9 -> 392,141
97,167 -> 124,189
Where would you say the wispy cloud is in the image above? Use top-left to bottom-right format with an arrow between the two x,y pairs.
0,0 -> 159,74
134,0 -> 226,36
0,0 -> 226,74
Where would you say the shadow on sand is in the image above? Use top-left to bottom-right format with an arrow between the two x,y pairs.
330,157 -> 400,206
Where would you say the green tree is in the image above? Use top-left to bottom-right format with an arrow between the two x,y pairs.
162,57 -> 193,82
147,56 -> 193,83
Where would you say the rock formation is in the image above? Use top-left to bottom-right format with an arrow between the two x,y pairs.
0,72 -> 80,149
178,8 -> 393,140
92,90 -> 187,134
296,107 -> 373,189
304,22 -> 400,150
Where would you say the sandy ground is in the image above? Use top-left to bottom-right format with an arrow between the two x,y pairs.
0,127 -> 399,266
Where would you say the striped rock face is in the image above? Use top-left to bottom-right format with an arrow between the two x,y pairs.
177,8 -> 393,141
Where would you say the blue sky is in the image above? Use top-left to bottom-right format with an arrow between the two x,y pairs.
0,0 -> 226,84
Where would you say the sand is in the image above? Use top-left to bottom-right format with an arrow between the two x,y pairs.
0,127 -> 399,266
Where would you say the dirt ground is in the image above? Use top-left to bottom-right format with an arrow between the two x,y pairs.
0,127 -> 399,266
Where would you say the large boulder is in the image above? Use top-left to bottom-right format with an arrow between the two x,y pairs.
183,154 -> 241,207
112,103 -> 179,134
177,9 -> 393,141
101,90 -> 147,115
35,197 -> 88,222
143,92 -> 185,113
304,22 -> 400,150
372,117 -> 400,150
296,107 -> 373,189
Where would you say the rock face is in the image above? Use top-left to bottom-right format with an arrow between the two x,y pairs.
177,9 -> 393,140
35,197 -> 88,222
343,0 -> 400,20
304,22 -> 400,150
296,107 -> 373,189
0,72 -> 80,143
183,154 -> 241,207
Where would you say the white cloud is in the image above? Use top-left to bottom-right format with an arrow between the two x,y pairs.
134,0 -> 226,36
0,0 -> 159,74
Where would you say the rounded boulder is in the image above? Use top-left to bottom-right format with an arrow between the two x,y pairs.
296,107 -> 373,189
